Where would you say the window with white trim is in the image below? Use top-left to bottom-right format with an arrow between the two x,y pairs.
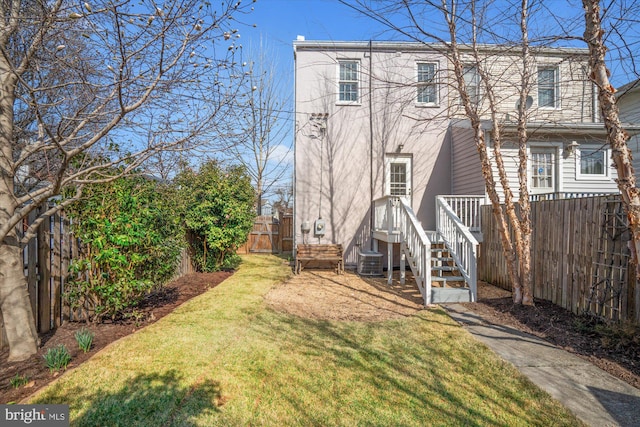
338,61 -> 359,102
577,148 -> 609,179
463,65 -> 481,105
417,62 -> 438,105
538,66 -> 559,108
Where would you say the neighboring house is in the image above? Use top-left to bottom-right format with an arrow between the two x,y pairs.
293,39 -> 623,304
617,79 -> 640,178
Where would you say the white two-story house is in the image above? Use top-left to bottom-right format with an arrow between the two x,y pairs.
294,40 -> 621,304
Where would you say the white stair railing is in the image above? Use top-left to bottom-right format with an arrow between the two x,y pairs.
397,198 -> 432,306
436,196 -> 479,302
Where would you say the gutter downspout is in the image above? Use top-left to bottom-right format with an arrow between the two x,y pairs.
293,43 -> 298,252
369,39 -> 374,251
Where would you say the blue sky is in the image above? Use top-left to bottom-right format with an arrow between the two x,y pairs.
240,0 -> 637,87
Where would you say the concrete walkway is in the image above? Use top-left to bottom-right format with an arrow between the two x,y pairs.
445,304 -> 640,427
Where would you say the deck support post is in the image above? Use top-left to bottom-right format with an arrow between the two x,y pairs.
387,243 -> 393,285
400,244 -> 406,285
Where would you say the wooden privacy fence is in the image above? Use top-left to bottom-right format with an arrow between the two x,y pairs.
238,213 -> 293,254
0,209 -> 197,351
0,208 -> 75,351
479,195 -> 639,324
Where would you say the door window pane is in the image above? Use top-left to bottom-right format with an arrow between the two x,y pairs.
531,151 -> 554,190
390,163 -> 407,196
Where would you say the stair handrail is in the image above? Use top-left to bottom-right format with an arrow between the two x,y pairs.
435,196 -> 478,302
397,198 -> 432,306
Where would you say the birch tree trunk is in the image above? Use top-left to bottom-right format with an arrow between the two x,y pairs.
516,0 -> 534,305
583,0 -> 640,281
443,2 -> 523,301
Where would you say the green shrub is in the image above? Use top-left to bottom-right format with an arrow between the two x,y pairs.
176,161 -> 255,272
10,374 -> 29,389
74,328 -> 94,353
43,345 -> 72,373
65,176 -> 184,321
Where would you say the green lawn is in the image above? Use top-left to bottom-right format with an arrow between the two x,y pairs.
29,255 -> 584,426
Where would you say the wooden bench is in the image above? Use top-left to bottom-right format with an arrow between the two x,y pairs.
295,244 -> 344,274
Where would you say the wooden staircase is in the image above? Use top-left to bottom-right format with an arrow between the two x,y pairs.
429,238 -> 473,303
372,195 -> 479,305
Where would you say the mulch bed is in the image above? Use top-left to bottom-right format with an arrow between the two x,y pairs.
0,271 -> 231,404
461,281 -> 640,390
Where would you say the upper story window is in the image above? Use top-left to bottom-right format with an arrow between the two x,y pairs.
538,66 -> 559,108
577,148 -> 609,180
338,61 -> 359,103
463,65 -> 481,105
417,62 -> 438,105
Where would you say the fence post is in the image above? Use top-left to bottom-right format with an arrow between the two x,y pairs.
52,212 -> 62,327
37,212 -> 51,333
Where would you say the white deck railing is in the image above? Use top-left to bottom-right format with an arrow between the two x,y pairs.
373,196 -> 432,305
529,192 -> 613,202
436,196 -> 479,302
439,195 -> 485,232
373,196 -> 402,233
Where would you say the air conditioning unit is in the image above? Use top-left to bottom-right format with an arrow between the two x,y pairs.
358,251 -> 383,276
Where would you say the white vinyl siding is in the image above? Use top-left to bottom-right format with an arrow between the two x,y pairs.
450,125 -> 485,195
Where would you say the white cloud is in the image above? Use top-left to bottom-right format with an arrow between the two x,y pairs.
269,144 -> 293,165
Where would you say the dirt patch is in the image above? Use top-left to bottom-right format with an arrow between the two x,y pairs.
0,271 -> 231,404
267,270 -> 640,390
265,269 -> 425,321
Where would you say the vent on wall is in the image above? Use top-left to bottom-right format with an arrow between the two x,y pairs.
358,251 -> 383,276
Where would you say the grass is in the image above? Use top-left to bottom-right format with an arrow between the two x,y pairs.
29,255 -> 584,426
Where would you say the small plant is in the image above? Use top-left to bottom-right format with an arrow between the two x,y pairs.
10,373 -> 29,389
124,309 -> 147,327
43,345 -> 72,373
75,327 -> 95,353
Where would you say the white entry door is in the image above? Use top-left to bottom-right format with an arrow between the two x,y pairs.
530,148 -> 556,193
385,155 -> 412,203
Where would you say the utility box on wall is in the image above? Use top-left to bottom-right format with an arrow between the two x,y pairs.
358,251 -> 383,276
314,218 -> 326,236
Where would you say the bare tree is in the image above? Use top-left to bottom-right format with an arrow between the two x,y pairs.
224,40 -> 292,214
272,183 -> 293,213
341,0 -> 545,303
583,0 -> 640,281
0,0 -> 254,360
